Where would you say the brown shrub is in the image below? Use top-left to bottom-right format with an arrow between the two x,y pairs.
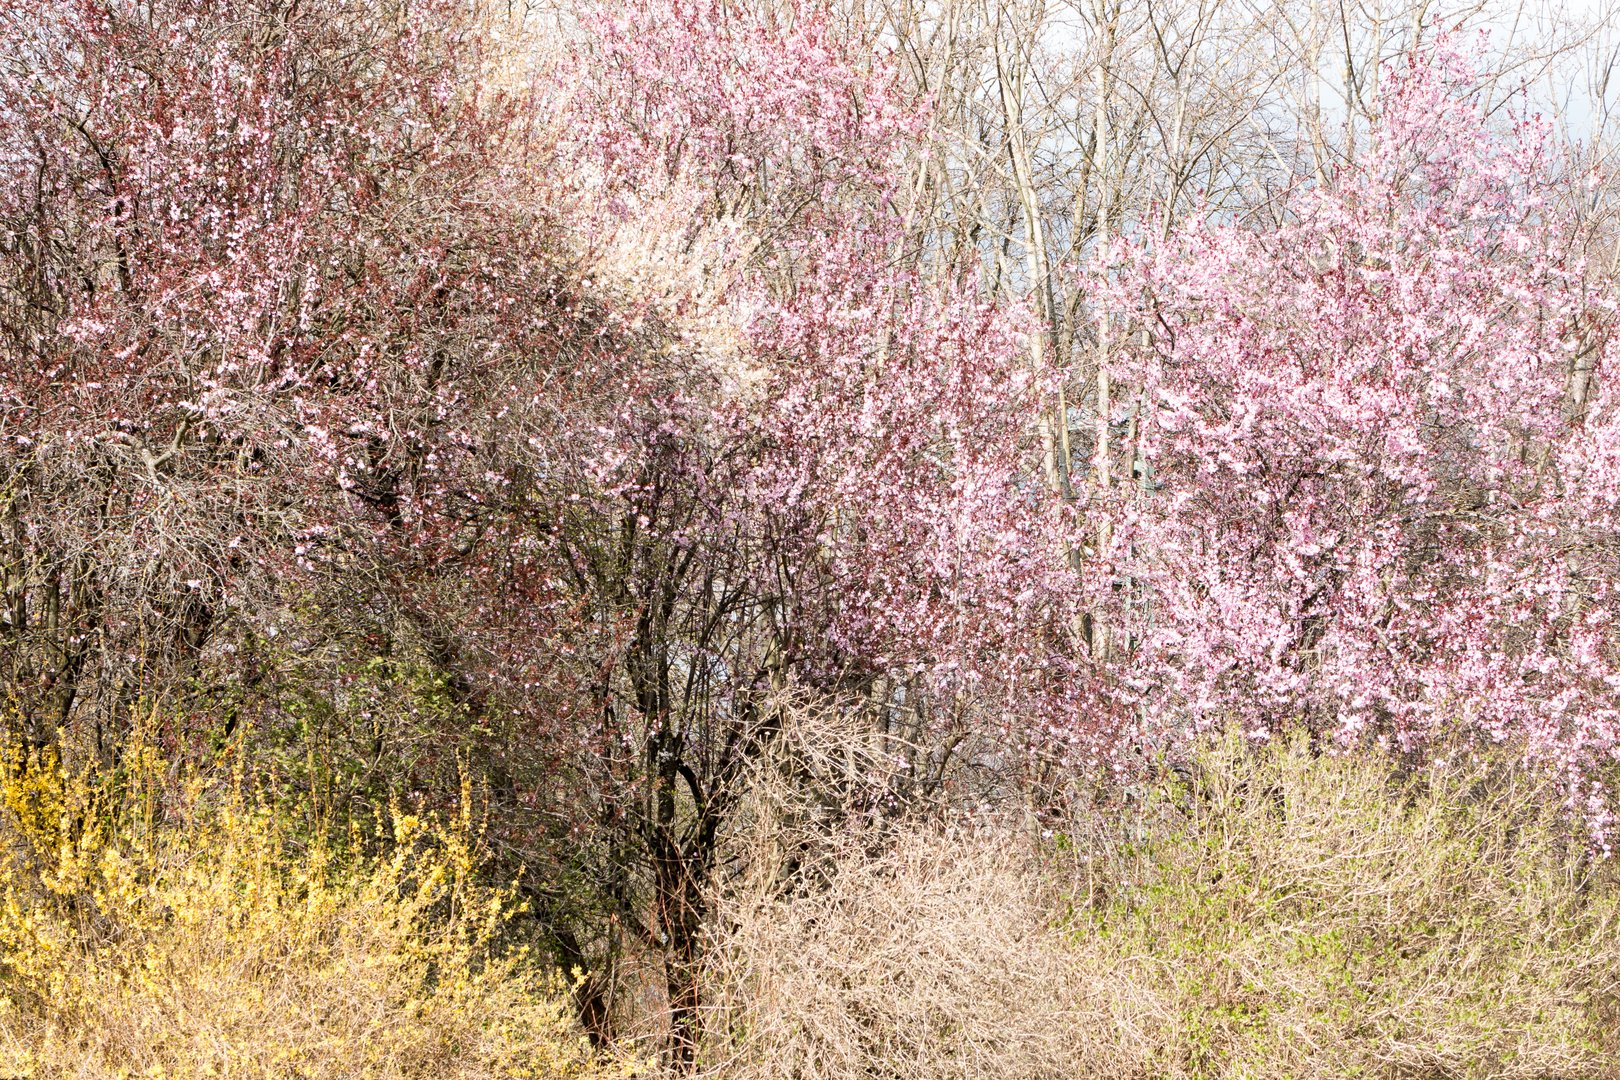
696,826 -> 1101,1080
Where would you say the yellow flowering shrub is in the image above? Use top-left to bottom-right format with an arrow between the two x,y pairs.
0,733 -> 635,1079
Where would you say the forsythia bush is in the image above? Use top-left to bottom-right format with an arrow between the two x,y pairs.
0,737 -> 632,1079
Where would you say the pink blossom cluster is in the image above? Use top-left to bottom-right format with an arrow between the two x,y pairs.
555,0 -> 1088,740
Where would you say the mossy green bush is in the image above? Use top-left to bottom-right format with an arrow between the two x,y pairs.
1063,735 -> 1620,1078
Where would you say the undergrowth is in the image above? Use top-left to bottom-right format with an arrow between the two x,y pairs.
695,735 -> 1620,1079
1069,735 -> 1620,1077
3,723 -> 1614,1079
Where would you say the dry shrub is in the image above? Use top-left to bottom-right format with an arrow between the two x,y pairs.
697,826 -> 1095,1080
0,738 -> 638,1079
693,734 -> 1620,1080
688,699 -> 1094,1080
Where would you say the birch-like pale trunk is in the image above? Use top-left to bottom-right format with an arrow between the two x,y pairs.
995,7 -> 1070,497
1089,0 -> 1118,660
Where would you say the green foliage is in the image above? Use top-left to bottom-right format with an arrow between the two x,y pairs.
1062,735 -> 1620,1079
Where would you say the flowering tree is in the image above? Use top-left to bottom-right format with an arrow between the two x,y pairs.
520,0 -> 1085,1053
1098,44 -> 1620,840
18,0 -> 1618,1065
0,0 -> 583,751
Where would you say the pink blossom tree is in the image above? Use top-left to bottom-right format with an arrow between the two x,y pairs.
525,1 -> 1086,1052
1097,43 -> 1620,841
2,0 -> 1086,1055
